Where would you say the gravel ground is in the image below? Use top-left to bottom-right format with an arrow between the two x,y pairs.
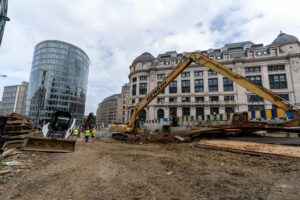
0,138 -> 300,200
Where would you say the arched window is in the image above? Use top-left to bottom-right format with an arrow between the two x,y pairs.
157,109 -> 164,119
139,109 -> 146,122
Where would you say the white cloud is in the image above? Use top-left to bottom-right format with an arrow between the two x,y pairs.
0,0 -> 300,115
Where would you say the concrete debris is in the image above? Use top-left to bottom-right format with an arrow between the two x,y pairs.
1,148 -> 19,158
166,171 -> 174,175
0,170 -> 11,176
174,135 -> 185,142
4,160 -> 21,166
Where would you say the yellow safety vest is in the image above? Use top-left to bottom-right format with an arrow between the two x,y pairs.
92,129 -> 96,137
73,129 -> 79,135
85,130 -> 90,137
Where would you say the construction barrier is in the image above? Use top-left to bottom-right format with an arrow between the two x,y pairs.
144,108 -> 293,126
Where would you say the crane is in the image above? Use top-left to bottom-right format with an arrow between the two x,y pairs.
110,52 -> 300,137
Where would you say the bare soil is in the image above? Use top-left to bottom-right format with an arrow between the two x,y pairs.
1,138 -> 300,200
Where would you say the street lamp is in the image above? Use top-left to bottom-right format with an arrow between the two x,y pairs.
0,16 -> 10,21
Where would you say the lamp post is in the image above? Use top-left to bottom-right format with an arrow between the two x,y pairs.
0,16 -> 10,21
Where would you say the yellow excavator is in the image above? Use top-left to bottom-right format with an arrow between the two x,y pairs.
110,52 -> 300,138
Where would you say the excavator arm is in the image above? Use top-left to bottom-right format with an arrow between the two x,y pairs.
125,52 -> 299,133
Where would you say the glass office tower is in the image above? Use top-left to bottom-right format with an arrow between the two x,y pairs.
26,40 -> 90,125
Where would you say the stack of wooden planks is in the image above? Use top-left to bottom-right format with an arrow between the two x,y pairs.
0,113 -> 33,152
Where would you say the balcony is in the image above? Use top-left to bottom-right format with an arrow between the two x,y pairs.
154,100 -> 238,106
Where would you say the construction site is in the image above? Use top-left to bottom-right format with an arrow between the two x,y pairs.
1,1 -> 300,199
1,50 -> 300,199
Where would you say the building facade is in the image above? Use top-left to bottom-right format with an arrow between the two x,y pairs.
96,94 -> 121,125
128,32 -> 300,121
1,81 -> 28,114
26,40 -> 89,125
120,83 -> 130,123
0,0 -> 8,47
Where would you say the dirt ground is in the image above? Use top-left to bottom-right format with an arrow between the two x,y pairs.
1,138 -> 300,200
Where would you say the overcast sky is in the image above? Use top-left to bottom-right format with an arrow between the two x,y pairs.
0,0 -> 300,115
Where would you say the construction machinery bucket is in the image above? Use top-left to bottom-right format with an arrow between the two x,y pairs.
22,136 -> 76,153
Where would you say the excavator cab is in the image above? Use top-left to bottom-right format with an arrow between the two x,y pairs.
231,112 -> 249,127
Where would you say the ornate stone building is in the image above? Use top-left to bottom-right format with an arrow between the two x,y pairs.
128,32 -> 300,121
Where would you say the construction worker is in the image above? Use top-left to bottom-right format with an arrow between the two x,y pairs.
72,128 -> 79,139
91,127 -> 97,142
84,128 -> 90,142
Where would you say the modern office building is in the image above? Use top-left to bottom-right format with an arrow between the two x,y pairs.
96,94 -> 121,125
1,82 -> 28,114
128,32 -> 300,121
0,0 -> 9,47
26,40 -> 89,125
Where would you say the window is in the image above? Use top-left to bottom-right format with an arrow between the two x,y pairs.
248,105 -> 264,111
194,79 -> 204,92
195,96 -> 204,103
210,107 -> 219,114
164,59 -> 170,65
181,80 -> 190,93
131,99 -> 135,104
181,72 -> 190,78
271,49 -> 277,56
225,107 -> 235,113
208,78 -> 218,92
208,70 -> 217,76
245,66 -> 261,73
169,97 -> 177,103
224,95 -> 234,102
182,107 -> 190,116
279,93 -> 289,101
269,74 -> 287,89
170,107 -> 177,116
157,74 -> 165,80
209,96 -> 219,102
157,109 -> 164,119
246,75 -> 262,86
169,81 -> 177,93
182,97 -> 190,102
194,71 -> 203,77
196,107 -> 204,116
132,77 -> 137,82
247,95 -> 263,102
223,78 -> 233,91
132,84 -> 136,96
139,76 -> 147,81
157,98 -> 164,104
139,83 -> 147,95
268,65 -> 285,72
